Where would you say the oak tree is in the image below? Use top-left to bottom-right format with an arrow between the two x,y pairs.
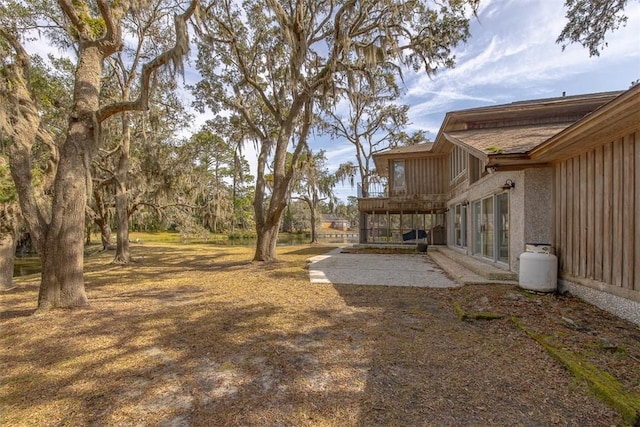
0,0 -> 197,312
322,69 -> 408,198
557,0 -> 635,56
195,0 -> 478,261
290,150 -> 337,243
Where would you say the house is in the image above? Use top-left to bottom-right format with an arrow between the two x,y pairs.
358,86 -> 640,325
321,214 -> 351,231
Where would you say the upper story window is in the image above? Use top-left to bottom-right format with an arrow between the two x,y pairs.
450,146 -> 467,182
392,160 -> 405,190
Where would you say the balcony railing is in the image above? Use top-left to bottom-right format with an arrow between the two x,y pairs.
357,180 -> 388,198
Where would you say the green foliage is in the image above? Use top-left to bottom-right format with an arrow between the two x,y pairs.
177,123 -> 256,234
70,0 -> 106,39
194,0 -> 479,258
557,0 -> 632,56
29,55 -> 73,115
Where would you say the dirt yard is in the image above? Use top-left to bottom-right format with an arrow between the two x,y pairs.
1,242 -> 639,426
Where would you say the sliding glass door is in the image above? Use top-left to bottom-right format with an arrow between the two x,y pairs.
472,193 -> 509,264
482,197 -> 494,259
497,193 -> 509,263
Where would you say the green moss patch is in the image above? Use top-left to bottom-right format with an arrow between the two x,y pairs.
513,317 -> 640,426
453,301 -> 503,322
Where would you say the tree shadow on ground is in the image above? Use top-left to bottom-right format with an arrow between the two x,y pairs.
331,284 -> 623,426
0,244 -> 627,426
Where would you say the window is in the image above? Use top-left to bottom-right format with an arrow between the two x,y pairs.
473,200 -> 482,255
450,203 -> 467,248
450,146 -> 467,182
392,160 -> 405,190
497,193 -> 509,263
472,193 -> 509,264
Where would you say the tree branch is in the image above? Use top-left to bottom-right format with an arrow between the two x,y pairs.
96,0 -> 198,122
56,0 -> 90,37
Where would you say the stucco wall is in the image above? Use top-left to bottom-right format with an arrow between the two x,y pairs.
523,168 -> 554,247
448,170 -> 525,271
449,168 -> 554,274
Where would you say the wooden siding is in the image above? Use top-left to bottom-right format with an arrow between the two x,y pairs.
554,131 -> 638,294
390,157 -> 448,197
358,197 -> 447,213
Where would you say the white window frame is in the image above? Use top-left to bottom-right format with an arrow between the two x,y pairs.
392,160 -> 406,190
450,146 -> 467,182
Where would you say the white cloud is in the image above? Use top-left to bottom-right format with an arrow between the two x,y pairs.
317,143 -> 354,171
401,0 -> 640,135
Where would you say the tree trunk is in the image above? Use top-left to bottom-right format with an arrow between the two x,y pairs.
101,224 -> 113,249
254,220 -> 280,262
300,196 -> 318,244
253,176 -> 290,261
0,228 -> 18,289
113,110 -> 131,263
37,117 -> 91,310
85,221 -> 92,245
35,44 -> 103,312
90,189 -> 114,250
113,181 -> 130,263
309,206 -> 318,244
253,161 -> 288,262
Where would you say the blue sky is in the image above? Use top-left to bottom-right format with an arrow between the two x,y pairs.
25,1 -> 640,202
319,0 -> 640,201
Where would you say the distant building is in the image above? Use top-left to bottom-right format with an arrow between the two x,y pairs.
321,214 -> 350,231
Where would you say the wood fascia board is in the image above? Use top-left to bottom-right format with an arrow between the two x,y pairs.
485,161 -> 551,171
449,91 -> 621,122
431,114 -> 454,153
373,150 -> 443,163
530,87 -> 640,161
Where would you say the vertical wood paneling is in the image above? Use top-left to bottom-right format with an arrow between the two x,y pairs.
635,132 -> 640,292
573,156 -> 581,276
623,134 -> 635,289
554,165 -> 561,261
560,162 -> 567,270
566,159 -> 573,274
406,157 -> 449,195
579,153 -> 588,278
553,130 -> 637,295
602,142 -> 613,284
594,145 -> 604,281
586,150 -> 595,279
612,138 -> 624,287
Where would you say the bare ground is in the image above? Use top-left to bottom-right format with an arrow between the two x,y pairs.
1,243 -> 639,426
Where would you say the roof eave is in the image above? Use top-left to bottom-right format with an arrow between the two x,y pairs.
530,86 -> 640,162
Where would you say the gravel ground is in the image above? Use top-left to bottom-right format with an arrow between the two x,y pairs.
308,248 -> 459,288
